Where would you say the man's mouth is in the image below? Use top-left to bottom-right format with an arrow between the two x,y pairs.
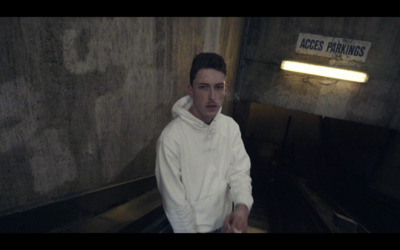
206,103 -> 218,110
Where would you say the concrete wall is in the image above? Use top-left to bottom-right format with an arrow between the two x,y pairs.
237,17 -> 400,130
0,17 -> 245,215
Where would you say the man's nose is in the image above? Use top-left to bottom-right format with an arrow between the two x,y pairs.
209,88 -> 216,100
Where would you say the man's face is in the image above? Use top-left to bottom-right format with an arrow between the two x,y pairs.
187,68 -> 226,124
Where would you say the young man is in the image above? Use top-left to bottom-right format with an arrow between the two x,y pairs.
155,52 -> 253,233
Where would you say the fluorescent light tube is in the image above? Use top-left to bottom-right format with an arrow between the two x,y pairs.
281,60 -> 369,83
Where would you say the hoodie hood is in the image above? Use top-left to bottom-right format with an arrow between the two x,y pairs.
172,95 -> 222,129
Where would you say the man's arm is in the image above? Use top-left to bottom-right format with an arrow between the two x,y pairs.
224,123 -> 254,233
155,136 -> 197,233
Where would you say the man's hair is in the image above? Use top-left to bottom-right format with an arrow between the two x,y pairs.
190,52 -> 227,86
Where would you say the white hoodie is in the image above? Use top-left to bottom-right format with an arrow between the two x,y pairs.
155,95 -> 253,233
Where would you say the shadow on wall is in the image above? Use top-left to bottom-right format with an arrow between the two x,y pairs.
235,101 -> 400,201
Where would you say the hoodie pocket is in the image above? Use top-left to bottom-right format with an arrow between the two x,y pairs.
190,187 -> 232,232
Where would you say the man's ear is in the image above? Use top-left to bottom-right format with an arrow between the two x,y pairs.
187,84 -> 193,98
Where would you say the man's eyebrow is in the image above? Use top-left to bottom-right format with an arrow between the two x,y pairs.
198,82 -> 225,85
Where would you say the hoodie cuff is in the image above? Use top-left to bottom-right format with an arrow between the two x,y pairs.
234,195 -> 254,212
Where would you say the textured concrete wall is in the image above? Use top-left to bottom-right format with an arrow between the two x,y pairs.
238,17 -> 400,130
0,17 -> 244,215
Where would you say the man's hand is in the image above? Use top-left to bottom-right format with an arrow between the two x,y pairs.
222,204 -> 250,233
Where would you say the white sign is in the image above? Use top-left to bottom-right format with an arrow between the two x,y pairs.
295,33 -> 371,62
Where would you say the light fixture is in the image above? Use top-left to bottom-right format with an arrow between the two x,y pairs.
281,60 -> 369,83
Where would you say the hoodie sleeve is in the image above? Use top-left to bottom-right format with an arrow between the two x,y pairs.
155,135 -> 197,233
226,122 -> 254,211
